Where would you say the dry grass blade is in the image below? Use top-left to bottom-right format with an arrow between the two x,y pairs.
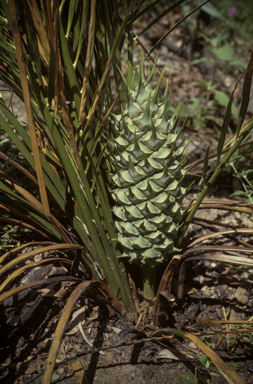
153,329 -> 245,384
99,92 -> 120,130
0,216 -> 51,239
71,360 -> 88,384
0,170 -> 45,211
185,333 -> 245,384
177,249 -> 253,299
0,201 -> 70,242
0,171 -> 73,243
192,215 -> 252,230
190,328 -> 253,338
0,243 -> 82,277
179,244 -> 253,262
154,241 -> 253,322
185,139 -> 253,171
224,116 -> 253,148
183,253 -> 253,265
0,241 -> 51,263
0,276 -> 82,304
153,254 -> 181,324
42,280 -> 124,384
26,0 -> 50,66
9,0 -> 50,217
197,199 -> 253,214
42,0 -> 60,112
187,228 -> 253,247
0,151 -> 38,184
188,317 -> 253,329
78,0 -> 96,127
0,257 -> 72,293
86,1 -> 135,128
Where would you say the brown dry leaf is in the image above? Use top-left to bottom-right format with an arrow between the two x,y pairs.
71,361 -> 89,384
153,328 -> 245,384
0,243 -> 82,294
157,291 -> 175,303
0,276 -> 81,304
188,317 -> 223,330
42,280 -> 124,384
185,333 -> 245,384
157,349 -> 193,361
0,257 -> 72,293
188,317 -> 253,331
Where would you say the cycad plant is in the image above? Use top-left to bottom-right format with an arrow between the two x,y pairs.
0,0 -> 136,311
1,1 -> 253,382
1,0 -> 253,307
0,0 -> 199,310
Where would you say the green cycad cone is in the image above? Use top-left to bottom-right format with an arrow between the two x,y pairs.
111,62 -> 188,267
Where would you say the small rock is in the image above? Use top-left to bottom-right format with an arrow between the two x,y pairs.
248,299 -> 253,307
207,304 -> 221,313
235,286 -> 249,304
188,342 -> 197,350
216,284 -> 228,297
226,287 -> 237,301
234,347 -> 244,356
103,352 -> 115,365
216,307 -> 224,319
218,339 -> 227,350
143,368 -> 154,380
16,337 -> 25,348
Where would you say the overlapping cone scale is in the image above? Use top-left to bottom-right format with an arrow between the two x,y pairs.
111,68 -> 187,265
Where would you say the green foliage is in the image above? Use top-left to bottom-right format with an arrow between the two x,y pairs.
176,8 -> 250,132
230,361 -> 246,372
197,354 -> 210,369
201,335 -> 212,347
182,0 -> 222,21
214,90 -> 237,117
180,29 -> 245,129
216,0 -> 253,43
229,147 -> 253,203
181,354 -> 210,384
7,315 -> 20,326
0,223 -> 19,247
226,325 -> 253,349
198,30 -> 247,72
180,79 -> 227,129
180,373 -> 195,384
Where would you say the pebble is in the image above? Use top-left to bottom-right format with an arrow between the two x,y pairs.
188,342 -> 197,350
234,347 -> 245,355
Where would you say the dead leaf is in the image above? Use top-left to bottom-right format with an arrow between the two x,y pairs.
71,361 -> 89,384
